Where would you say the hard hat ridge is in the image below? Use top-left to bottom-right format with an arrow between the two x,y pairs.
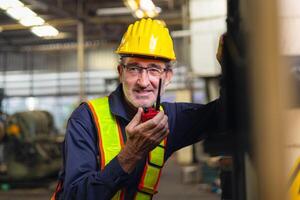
116,18 -> 176,61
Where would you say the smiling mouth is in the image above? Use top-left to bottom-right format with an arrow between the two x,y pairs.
134,90 -> 153,97
135,89 -> 152,93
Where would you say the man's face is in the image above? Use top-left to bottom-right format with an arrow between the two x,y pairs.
118,57 -> 173,108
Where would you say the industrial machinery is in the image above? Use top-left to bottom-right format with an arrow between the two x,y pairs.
0,109 -> 63,186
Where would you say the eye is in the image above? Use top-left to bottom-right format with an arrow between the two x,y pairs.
148,67 -> 161,73
127,66 -> 140,73
147,67 -> 161,76
148,63 -> 162,69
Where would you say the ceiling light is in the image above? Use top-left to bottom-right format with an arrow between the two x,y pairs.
31,25 -> 59,37
6,6 -> 37,20
145,10 -> 156,18
43,32 -> 70,39
124,0 -> 161,18
0,0 -> 23,10
134,9 -> 145,18
1,1 -> 60,38
125,0 -> 138,10
19,16 -> 45,26
155,7 -> 162,13
139,0 -> 155,12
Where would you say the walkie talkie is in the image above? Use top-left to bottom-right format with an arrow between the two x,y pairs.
141,78 -> 162,122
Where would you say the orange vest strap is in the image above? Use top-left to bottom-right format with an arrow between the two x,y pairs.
50,180 -> 62,200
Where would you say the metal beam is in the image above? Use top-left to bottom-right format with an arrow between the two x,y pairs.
247,0 -> 287,199
22,0 -> 73,18
77,0 -> 86,101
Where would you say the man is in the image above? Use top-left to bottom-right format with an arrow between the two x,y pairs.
52,18 -> 225,200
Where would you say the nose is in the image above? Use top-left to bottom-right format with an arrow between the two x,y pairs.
137,69 -> 150,87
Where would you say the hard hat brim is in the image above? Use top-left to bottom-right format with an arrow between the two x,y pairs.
115,51 -> 176,61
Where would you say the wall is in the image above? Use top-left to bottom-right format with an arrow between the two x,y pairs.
0,45 -> 118,72
279,0 -> 300,55
190,0 -> 227,76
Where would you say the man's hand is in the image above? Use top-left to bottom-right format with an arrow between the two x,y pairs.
216,33 -> 226,65
117,107 -> 169,173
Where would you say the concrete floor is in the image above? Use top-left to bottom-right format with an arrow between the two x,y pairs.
0,157 -> 220,200
154,156 -> 220,200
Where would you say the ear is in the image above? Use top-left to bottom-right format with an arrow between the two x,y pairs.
117,64 -> 124,83
164,70 -> 173,87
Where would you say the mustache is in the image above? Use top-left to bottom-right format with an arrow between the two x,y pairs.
133,86 -> 153,91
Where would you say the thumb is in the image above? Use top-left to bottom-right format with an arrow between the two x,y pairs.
128,107 -> 143,128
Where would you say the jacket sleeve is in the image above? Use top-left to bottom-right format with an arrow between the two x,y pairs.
164,99 -> 223,154
62,104 -> 130,200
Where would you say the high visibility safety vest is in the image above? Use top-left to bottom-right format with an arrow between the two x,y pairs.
88,97 -> 166,200
51,97 -> 166,200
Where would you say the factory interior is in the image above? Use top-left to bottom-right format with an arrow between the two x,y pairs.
0,0 -> 299,200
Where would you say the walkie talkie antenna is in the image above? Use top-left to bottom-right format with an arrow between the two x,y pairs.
155,78 -> 162,110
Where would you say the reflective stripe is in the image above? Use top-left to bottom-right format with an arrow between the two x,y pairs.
89,98 -> 166,200
149,143 -> 165,167
51,97 -> 126,200
88,97 -> 124,200
50,181 -> 62,200
135,192 -> 152,200
136,106 -> 166,199
111,190 -> 123,200
137,140 -> 165,198
88,97 -> 124,168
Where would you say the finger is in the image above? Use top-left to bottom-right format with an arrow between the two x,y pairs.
152,128 -> 169,144
127,107 -> 143,129
152,110 -> 165,121
150,115 -> 168,134
138,110 -> 165,130
148,120 -> 169,141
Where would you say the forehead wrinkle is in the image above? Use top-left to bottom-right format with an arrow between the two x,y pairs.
125,62 -> 140,66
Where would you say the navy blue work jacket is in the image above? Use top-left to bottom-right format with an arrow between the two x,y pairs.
58,84 -> 224,200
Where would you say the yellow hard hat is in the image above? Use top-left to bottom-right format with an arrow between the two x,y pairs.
116,18 -> 176,61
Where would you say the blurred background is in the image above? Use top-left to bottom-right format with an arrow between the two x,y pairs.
0,0 -> 299,200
